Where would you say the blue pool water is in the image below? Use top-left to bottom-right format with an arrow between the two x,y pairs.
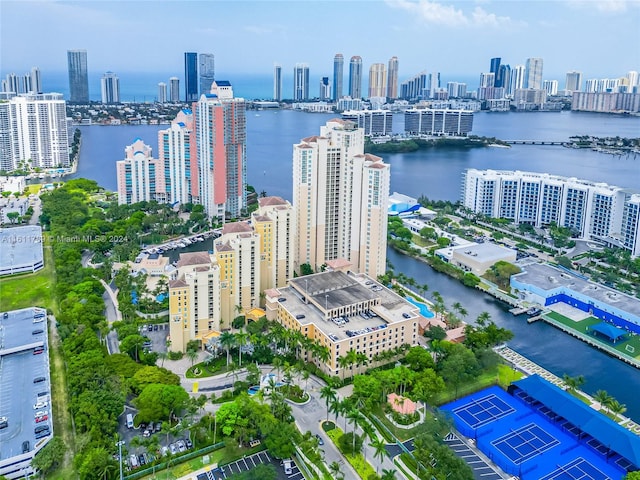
405,296 -> 435,318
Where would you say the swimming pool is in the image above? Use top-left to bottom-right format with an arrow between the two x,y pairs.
405,296 -> 435,318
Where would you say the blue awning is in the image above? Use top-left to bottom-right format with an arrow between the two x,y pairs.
513,375 -> 640,468
587,322 -> 627,342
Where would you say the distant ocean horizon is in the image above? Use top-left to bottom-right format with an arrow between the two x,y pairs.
13,70 -> 481,102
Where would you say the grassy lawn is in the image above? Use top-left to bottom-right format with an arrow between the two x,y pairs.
411,234 -> 435,249
0,245 -> 56,312
432,369 -> 499,406
496,364 -> 524,388
47,320 -> 76,479
186,357 -> 230,378
545,312 -> 640,360
325,427 -> 376,480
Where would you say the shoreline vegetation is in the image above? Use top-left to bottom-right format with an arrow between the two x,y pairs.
364,135 -> 509,154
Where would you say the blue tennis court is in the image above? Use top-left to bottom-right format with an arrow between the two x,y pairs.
492,423 -> 560,465
441,385 -> 627,479
539,457 -> 612,480
453,393 -> 515,429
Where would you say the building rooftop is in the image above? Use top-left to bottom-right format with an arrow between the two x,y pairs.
451,242 -> 516,263
221,221 -> 253,234
258,196 -> 288,207
514,263 -> 640,317
176,251 -> 211,268
0,308 -> 52,462
0,226 -> 44,276
277,271 -> 421,342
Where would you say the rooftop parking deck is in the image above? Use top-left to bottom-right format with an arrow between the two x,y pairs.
281,271 -> 420,341
0,308 -> 52,468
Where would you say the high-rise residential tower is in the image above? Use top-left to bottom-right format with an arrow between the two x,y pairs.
273,64 -> 282,101
510,65 -> 526,96
387,56 -> 399,99
184,52 -> 199,102
100,71 -> 120,104
0,93 -> 69,171
158,83 -> 167,103
67,50 -> 89,102
293,63 -> 309,101
368,63 -> 386,98
319,77 -> 331,101
292,119 -> 390,278
199,53 -> 215,95
524,57 -> 543,90
565,71 -> 582,93
194,81 -> 246,220
490,57 -> 501,87
499,64 -> 511,95
169,77 -> 180,102
116,139 -> 162,205
349,56 -> 363,99
333,54 -> 344,101
30,67 -> 42,94
158,109 -> 193,205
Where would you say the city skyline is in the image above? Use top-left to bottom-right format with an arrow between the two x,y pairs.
1,1 -> 638,82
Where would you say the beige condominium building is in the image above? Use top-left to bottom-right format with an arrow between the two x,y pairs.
265,269 -> 421,377
169,198 -> 293,352
293,119 -> 390,279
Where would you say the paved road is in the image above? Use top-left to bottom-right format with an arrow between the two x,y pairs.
100,279 -> 121,354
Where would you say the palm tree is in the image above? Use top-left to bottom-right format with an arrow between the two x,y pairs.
476,311 -> 491,326
606,399 -> 627,421
355,352 -> 368,375
157,351 -> 167,367
226,361 -> 241,384
370,437 -> 388,474
235,329 -> 248,367
320,385 -> 337,423
271,356 -> 283,379
219,331 -> 235,367
381,469 -> 397,480
337,355 -> 350,380
593,390 -> 611,411
347,408 -> 364,454
563,374 -> 585,393
186,348 -> 198,368
329,461 -> 344,480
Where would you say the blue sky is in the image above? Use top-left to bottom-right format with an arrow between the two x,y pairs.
1,0 -> 639,83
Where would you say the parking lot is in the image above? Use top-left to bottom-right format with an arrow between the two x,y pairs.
443,432 -> 503,480
139,322 -> 168,353
198,451 -> 302,480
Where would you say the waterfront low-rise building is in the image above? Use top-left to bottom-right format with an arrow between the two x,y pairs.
404,108 -> 474,136
265,270 -> 421,377
461,169 -> 640,258
511,263 -> 640,334
341,110 -> 393,136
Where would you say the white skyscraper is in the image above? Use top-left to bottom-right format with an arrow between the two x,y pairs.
1,93 -> 69,171
101,71 -> 120,103
30,67 -> 42,94
157,109 -> 193,205
158,82 -> 167,103
510,65 -> 526,96
116,139 -> 161,205
293,63 -> 309,101
292,119 -> 390,278
524,57 -> 543,90
169,77 -> 180,103
543,80 -> 558,96
565,71 -> 582,93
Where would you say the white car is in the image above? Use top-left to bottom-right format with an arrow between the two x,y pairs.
283,459 -> 293,475
34,410 -> 48,418
33,401 -> 48,410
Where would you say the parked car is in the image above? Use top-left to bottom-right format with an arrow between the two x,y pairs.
160,446 -> 169,457
169,443 -> 178,455
282,459 -> 293,474
33,401 -> 48,410
315,434 -> 324,445
185,438 -> 193,449
35,415 -> 48,423
22,441 -> 30,453
176,440 -> 186,452
34,410 -> 48,417
138,454 -> 146,466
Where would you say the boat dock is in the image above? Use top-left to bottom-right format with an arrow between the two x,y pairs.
509,307 -> 528,315
527,315 -> 542,323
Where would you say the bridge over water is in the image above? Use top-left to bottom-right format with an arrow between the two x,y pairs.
505,140 -> 568,145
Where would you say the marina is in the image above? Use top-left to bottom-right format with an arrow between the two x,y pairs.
141,229 -> 221,255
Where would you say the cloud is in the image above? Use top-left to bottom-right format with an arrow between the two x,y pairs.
386,0 -> 515,27
566,0 -> 631,12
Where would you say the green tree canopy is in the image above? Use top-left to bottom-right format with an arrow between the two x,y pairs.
134,384 -> 189,423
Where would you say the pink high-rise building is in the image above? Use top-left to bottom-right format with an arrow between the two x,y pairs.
194,80 -> 246,220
